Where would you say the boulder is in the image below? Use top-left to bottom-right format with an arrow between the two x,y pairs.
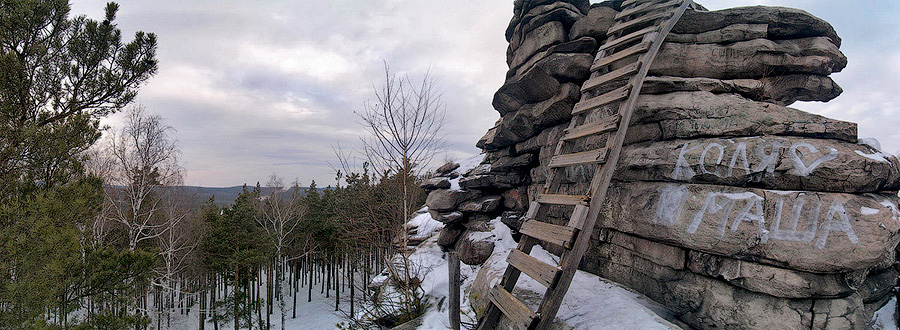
492,67 -> 560,115
436,162 -> 460,175
568,5 -> 617,42
652,37 -> 847,80
501,187 -> 529,211
517,2 -> 583,37
614,136 -> 900,193
501,211 -> 525,232
601,181 -> 900,273
428,210 -> 465,224
425,189 -> 480,212
508,21 -> 567,71
489,83 -> 581,149
666,23 -> 767,44
459,195 -> 504,213
458,173 -> 525,190
640,75 -> 843,106
520,52 -> 594,82
491,153 -> 534,172
437,224 -> 466,251
630,91 -> 858,143
456,231 -> 496,265
419,177 -> 451,191
685,250 -> 862,299
673,6 -> 841,46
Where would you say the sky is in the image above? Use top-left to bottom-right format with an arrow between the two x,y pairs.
68,0 -> 900,187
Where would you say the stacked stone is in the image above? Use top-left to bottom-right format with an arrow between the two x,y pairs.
426,0 -> 598,266
431,1 -> 900,328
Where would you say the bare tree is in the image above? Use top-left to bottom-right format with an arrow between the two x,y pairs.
357,63 -> 446,317
256,175 -> 306,330
103,105 -> 182,251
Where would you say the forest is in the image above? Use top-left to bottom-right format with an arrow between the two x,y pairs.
0,0 -> 444,329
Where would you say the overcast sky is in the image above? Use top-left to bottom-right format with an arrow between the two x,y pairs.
69,0 -> 900,187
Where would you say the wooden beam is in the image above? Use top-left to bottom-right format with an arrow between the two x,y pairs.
616,0 -> 680,20
591,42 -> 650,71
563,116 -> 621,141
548,149 -> 610,168
488,286 -> 536,329
535,194 -> 589,206
598,25 -> 658,52
582,62 -> 640,92
519,220 -> 578,249
507,249 -> 560,288
608,11 -> 673,35
572,86 -> 630,115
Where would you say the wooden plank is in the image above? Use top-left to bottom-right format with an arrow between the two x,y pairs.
507,249 -> 560,288
598,25 -> 658,52
519,220 -> 578,249
533,1 -> 695,329
591,42 -> 650,71
581,62 -> 640,92
535,193 -> 588,206
567,203 -> 591,229
548,149 -> 610,168
563,116 -> 621,141
572,86 -> 630,115
616,0 -> 680,20
488,286 -> 536,329
622,0 -> 666,9
608,11 -> 672,36
475,236 -> 537,330
448,252 -> 461,330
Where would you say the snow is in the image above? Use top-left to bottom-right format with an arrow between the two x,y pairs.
447,154 -> 484,191
872,297 -> 898,330
855,150 -> 890,162
408,207 -> 444,241
860,138 -> 885,152
149,277 -> 344,329
404,217 -> 681,329
861,207 -> 881,215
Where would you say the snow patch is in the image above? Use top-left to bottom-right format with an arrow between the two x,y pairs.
860,138 -> 884,152
408,208 -> 444,241
881,199 -> 900,222
871,296 -> 898,330
402,217 -> 679,329
447,153 -> 484,191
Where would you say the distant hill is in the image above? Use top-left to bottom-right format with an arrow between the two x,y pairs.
178,185 -> 326,206
105,185 -> 327,206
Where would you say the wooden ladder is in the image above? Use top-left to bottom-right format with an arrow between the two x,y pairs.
475,0 -> 693,328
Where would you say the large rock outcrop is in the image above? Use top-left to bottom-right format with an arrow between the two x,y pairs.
425,1 -> 900,328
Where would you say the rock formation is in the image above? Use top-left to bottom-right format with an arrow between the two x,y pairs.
424,0 -> 900,328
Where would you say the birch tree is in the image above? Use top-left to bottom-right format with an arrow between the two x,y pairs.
357,63 -> 446,317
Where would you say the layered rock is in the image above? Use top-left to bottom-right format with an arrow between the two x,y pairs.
427,1 -> 900,328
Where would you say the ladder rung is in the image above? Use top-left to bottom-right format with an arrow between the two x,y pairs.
507,249 -> 560,288
563,116 -> 621,140
488,286 -> 536,329
598,25 -> 658,52
548,149 -> 610,168
616,0 -> 680,20
608,11 -> 673,36
622,0 -> 657,7
536,194 -> 588,206
572,86 -> 630,115
520,220 -> 578,249
582,62 -> 641,92
591,42 -> 650,71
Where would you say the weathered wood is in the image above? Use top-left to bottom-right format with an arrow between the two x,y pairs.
571,86 -> 630,115
622,0 -> 668,11
449,252 -> 461,330
582,62 -> 641,92
598,25 -> 659,52
533,2 -> 694,329
608,11 -> 673,35
488,286 -> 536,329
567,203 -> 591,230
519,220 -> 578,249
548,149 -> 609,168
507,249 -> 561,288
563,115 -> 621,140
535,193 -> 588,206
616,0 -> 680,20
475,236 -> 536,330
591,42 -> 650,71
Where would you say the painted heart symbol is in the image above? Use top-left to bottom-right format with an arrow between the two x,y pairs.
788,142 -> 838,176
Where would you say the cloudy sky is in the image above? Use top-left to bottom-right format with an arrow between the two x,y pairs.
69,0 -> 900,187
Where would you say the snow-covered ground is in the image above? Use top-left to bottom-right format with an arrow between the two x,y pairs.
150,277 -> 345,329
407,216 -> 682,329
